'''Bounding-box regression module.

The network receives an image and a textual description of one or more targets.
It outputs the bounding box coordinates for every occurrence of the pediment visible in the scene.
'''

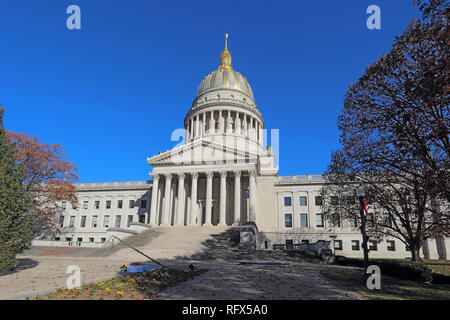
[148,137,260,167]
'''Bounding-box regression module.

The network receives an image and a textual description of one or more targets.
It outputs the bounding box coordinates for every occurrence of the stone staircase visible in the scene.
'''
[104,226,230,261]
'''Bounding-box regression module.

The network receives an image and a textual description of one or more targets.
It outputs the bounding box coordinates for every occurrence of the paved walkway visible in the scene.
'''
[0,228,363,300]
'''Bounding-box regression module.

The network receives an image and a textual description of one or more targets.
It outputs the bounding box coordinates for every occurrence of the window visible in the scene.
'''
[285,239,293,250]
[103,215,110,228]
[351,240,360,251]
[301,240,310,244]
[94,201,100,209]
[369,242,378,251]
[139,215,145,223]
[115,215,121,228]
[117,200,123,209]
[77,237,83,243]
[89,238,94,243]
[331,196,339,205]
[284,197,292,207]
[300,213,308,228]
[264,241,268,250]
[59,216,64,227]
[284,213,292,228]
[106,200,111,209]
[101,238,106,243]
[346,196,356,205]
[83,201,88,209]
[80,216,86,228]
[69,216,75,228]
[387,240,396,251]
[72,202,77,209]
[140,200,147,209]
[127,215,133,227]
[316,213,324,227]
[315,196,322,206]
[334,240,343,250]
[66,237,72,242]
[62,201,67,209]
[335,215,341,228]
[129,200,135,208]
[299,196,307,206]
[350,216,358,228]
[92,215,98,228]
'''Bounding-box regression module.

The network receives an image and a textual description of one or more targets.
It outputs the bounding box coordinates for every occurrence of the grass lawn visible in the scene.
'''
[321,267,450,300]
[28,265,205,300]
[423,260,450,276]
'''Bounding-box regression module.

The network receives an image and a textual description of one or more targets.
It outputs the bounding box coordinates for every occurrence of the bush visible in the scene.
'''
[0,244,17,273]
[334,256,433,282]
[432,273,450,285]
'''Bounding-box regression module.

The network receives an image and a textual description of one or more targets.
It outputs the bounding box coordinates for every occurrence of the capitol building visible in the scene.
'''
[49,35,449,260]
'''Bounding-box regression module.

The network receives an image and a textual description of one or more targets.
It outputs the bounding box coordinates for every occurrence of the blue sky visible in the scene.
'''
[0,0,421,182]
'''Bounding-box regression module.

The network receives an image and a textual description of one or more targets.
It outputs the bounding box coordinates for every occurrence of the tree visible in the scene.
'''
[0,108,33,272]
[323,0,449,261]
[6,131,78,238]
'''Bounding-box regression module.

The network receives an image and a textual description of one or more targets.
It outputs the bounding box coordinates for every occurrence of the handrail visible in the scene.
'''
[110,235,166,268]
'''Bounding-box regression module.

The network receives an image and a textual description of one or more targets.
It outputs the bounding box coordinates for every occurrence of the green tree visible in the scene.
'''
[0,108,33,272]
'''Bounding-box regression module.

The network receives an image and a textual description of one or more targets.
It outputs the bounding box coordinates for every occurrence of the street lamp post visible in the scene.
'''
[356,186,369,275]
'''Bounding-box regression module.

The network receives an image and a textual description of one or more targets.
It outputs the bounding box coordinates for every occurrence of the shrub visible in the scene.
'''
[0,244,16,273]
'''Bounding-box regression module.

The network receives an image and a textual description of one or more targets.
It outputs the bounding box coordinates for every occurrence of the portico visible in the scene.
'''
[149,169,256,227]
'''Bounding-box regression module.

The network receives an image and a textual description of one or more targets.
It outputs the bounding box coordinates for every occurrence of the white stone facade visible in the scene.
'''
[53,37,449,260]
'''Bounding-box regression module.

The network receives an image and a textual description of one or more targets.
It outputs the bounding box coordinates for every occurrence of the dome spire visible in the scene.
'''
[219,33,232,71]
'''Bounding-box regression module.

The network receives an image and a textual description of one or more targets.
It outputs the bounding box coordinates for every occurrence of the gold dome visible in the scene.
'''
[196,34,254,100]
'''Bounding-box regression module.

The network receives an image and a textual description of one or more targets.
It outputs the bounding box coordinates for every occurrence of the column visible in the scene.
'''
[209,111,215,134]
[249,170,256,222]
[195,115,200,138]
[243,114,248,137]
[162,173,172,225]
[204,172,213,226]
[190,172,198,226]
[189,118,193,141]
[149,174,159,226]
[219,171,227,226]
[234,170,241,225]
[219,110,224,133]
[235,112,241,136]
[176,173,185,226]
[202,112,206,136]
[227,110,232,133]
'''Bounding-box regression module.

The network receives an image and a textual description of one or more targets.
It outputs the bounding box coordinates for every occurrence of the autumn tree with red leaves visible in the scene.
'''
[7,131,78,238]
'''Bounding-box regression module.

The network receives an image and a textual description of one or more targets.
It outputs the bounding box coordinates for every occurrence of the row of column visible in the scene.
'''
[186,110,262,143]
[149,170,256,227]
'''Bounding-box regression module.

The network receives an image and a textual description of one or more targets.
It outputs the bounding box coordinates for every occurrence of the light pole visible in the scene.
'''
[356,186,369,275]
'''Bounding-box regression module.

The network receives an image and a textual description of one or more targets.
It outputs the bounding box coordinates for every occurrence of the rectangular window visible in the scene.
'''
[301,240,310,244]
[139,215,145,223]
[316,213,324,227]
[77,237,82,243]
[89,238,94,243]
[369,242,378,251]
[284,213,292,228]
[350,216,358,228]
[80,216,86,228]
[284,197,292,207]
[299,196,307,206]
[83,201,88,209]
[94,201,100,209]
[331,196,339,205]
[334,240,343,250]
[129,200,135,208]
[127,215,133,227]
[285,239,293,250]
[117,200,123,209]
[115,215,121,228]
[59,216,64,227]
[103,215,110,228]
[106,200,111,209]
[92,215,98,228]
[351,240,360,251]
[300,213,308,228]
[61,201,67,209]
[72,202,77,209]
[387,240,396,252]
[69,216,75,228]
[140,200,147,209]
[315,196,322,206]
[336,215,341,228]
